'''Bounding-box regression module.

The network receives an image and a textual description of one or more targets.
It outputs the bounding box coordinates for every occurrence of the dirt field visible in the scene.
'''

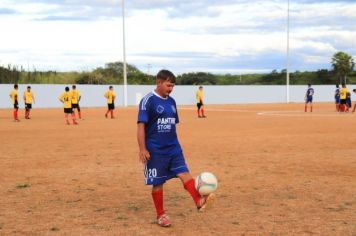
[0,103,355,235]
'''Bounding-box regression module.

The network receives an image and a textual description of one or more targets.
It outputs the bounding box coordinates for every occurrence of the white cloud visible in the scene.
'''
[0,0,355,74]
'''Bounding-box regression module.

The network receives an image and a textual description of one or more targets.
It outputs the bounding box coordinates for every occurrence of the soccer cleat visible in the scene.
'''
[73,121,78,125]
[197,193,215,212]
[157,214,171,227]
[105,114,108,118]
[202,115,207,118]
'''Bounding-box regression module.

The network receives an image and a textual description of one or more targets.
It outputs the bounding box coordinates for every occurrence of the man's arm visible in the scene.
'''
[137,122,150,163]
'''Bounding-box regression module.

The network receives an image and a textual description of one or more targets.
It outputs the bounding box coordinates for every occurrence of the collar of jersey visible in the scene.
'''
[153,90,169,100]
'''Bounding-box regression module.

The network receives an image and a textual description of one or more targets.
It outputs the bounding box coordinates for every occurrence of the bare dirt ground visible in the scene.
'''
[0,103,355,236]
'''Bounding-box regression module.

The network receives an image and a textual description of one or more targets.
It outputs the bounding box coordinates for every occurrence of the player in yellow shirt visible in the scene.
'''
[59,86,78,125]
[23,86,35,119]
[104,86,116,119]
[196,86,206,118]
[339,83,350,112]
[9,84,20,122]
[71,85,82,119]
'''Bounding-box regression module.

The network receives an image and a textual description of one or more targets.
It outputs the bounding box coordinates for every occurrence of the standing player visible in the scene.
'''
[137,70,214,227]
[352,89,356,112]
[196,86,206,118]
[104,86,116,119]
[71,85,82,119]
[9,84,20,122]
[335,84,340,112]
[339,83,350,112]
[59,86,78,125]
[304,84,314,112]
[346,91,352,112]
[23,86,35,119]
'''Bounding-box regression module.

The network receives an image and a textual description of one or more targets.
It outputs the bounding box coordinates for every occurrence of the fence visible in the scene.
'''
[0,84,351,108]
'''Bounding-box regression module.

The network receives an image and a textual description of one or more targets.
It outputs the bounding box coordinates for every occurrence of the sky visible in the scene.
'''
[0,0,355,74]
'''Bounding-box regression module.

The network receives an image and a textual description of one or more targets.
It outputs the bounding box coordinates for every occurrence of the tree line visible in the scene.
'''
[0,51,354,85]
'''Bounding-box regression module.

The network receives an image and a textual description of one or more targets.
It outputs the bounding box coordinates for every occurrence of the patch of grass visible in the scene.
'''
[117,214,128,220]
[325,205,347,212]
[95,208,107,212]
[127,203,139,212]
[50,227,60,232]
[66,199,82,203]
[16,183,31,189]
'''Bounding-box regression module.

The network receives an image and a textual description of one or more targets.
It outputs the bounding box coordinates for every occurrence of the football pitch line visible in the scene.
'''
[257,110,355,117]
[179,107,355,117]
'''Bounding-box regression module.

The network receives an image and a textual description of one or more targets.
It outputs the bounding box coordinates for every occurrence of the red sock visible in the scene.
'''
[201,108,205,116]
[78,112,81,119]
[152,190,165,218]
[15,110,19,119]
[13,111,16,119]
[184,178,201,205]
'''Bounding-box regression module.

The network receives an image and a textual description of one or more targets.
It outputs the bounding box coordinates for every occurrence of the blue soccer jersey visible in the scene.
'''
[306,88,314,97]
[138,91,188,185]
[138,91,182,155]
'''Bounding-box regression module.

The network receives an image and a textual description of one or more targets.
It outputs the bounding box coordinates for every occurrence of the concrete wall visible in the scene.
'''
[0,84,353,109]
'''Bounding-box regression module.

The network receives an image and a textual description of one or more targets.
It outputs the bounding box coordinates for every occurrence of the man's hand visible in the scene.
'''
[139,149,150,163]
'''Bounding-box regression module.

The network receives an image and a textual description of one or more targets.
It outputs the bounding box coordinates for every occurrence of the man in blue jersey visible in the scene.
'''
[335,84,340,112]
[304,83,314,112]
[137,69,214,227]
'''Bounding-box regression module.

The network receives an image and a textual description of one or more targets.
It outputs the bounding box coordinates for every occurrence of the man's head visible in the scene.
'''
[109,85,113,90]
[156,69,176,97]
[14,84,18,89]
[27,86,31,91]
[65,86,70,92]
[72,85,76,89]
[199,86,203,90]
[342,83,346,88]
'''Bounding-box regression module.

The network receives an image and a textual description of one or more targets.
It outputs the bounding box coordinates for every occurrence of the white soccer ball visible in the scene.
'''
[195,172,218,196]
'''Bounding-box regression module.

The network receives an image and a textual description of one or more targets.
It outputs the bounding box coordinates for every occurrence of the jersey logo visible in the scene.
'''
[156,105,164,114]
[171,105,176,114]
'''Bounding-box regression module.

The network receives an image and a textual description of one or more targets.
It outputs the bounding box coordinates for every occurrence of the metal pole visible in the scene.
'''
[122,0,128,107]
[286,0,290,103]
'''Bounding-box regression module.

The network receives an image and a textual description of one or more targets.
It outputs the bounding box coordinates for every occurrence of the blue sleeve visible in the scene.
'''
[137,97,150,123]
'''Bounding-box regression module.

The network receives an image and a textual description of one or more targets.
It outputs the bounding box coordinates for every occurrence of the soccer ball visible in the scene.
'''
[195,172,218,196]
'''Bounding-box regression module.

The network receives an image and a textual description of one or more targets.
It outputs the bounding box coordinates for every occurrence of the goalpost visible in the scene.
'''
[122,0,128,107]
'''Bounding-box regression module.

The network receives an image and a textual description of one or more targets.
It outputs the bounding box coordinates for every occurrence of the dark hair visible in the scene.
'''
[342,83,346,87]
[14,84,18,89]
[109,86,113,89]
[72,85,76,89]
[65,86,70,91]
[353,89,356,92]
[27,86,31,89]
[156,69,176,83]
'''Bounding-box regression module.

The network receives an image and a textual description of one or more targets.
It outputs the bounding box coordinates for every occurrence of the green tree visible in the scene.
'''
[331,51,355,84]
